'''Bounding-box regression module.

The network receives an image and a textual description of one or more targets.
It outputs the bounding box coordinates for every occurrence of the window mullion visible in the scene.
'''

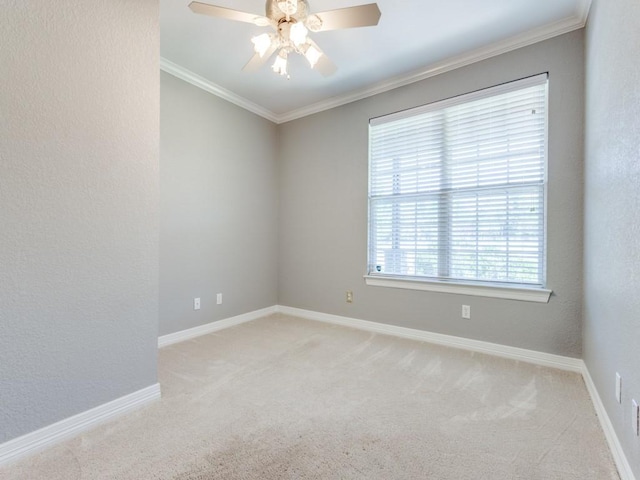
[438,112,450,278]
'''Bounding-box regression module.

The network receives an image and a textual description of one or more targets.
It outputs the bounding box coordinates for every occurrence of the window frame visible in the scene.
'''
[365,74,552,303]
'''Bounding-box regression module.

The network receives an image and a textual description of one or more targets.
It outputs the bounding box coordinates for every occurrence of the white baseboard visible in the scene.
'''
[276,305,583,372]
[0,383,160,467]
[276,305,635,479]
[4,306,633,479]
[581,366,637,480]
[158,306,278,348]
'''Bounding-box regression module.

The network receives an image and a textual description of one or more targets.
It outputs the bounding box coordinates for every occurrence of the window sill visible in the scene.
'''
[363,275,552,303]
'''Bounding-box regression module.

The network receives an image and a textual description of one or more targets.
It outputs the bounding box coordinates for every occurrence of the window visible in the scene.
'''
[367,74,550,301]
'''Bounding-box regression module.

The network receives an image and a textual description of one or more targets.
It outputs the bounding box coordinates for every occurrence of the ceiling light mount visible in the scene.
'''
[277,0,298,16]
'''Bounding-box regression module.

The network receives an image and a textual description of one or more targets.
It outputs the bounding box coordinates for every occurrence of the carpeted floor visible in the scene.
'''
[0,314,619,479]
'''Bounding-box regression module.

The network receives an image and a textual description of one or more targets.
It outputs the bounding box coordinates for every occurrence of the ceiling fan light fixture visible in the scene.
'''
[277,0,298,16]
[272,51,288,76]
[188,0,381,78]
[290,22,308,47]
[304,44,322,68]
[251,33,273,57]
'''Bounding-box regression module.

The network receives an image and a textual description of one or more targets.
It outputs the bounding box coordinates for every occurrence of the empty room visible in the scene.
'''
[1,0,639,478]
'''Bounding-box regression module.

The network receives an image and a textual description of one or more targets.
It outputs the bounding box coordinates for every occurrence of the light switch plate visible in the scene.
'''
[194,297,201,310]
[615,372,622,403]
[633,399,639,436]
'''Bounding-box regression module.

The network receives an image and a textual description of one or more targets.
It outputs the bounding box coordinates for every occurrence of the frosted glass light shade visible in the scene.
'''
[290,22,308,47]
[251,33,272,57]
[272,52,288,76]
[304,44,322,68]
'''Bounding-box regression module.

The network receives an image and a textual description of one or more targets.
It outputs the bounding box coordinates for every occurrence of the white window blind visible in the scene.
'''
[368,74,548,287]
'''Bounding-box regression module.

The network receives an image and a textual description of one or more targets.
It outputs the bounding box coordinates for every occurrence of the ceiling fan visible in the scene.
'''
[188,0,382,78]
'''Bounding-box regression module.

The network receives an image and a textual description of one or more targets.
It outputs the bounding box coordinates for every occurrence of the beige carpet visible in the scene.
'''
[0,314,619,479]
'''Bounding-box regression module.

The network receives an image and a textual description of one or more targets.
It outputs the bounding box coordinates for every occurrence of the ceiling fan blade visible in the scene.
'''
[242,43,278,72]
[188,1,267,25]
[307,40,337,77]
[315,55,337,77]
[314,3,381,31]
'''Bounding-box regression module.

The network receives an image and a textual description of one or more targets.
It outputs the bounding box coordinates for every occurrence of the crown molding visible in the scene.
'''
[160,58,280,123]
[576,0,593,26]
[162,9,590,125]
[278,13,588,123]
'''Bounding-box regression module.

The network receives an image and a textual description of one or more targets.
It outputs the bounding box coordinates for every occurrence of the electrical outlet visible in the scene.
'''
[194,298,200,310]
[346,290,353,303]
[633,400,639,436]
[616,373,622,403]
[216,293,222,305]
[462,305,471,319]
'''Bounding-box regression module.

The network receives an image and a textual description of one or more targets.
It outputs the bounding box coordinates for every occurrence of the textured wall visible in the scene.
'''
[0,1,159,443]
[278,31,585,357]
[584,0,640,476]
[159,73,278,337]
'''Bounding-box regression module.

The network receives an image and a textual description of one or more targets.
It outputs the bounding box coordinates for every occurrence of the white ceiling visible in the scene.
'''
[160,0,590,122]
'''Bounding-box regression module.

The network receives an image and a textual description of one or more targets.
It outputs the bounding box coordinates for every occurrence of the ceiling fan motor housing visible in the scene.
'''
[266,0,310,22]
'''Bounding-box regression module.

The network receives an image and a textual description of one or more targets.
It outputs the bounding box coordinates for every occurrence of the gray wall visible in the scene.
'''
[279,31,585,357]
[584,0,640,476]
[0,1,159,443]
[160,73,278,337]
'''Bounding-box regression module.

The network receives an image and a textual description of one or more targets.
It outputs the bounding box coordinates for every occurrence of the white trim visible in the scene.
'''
[576,0,593,25]
[581,365,637,480]
[275,304,633,479]
[162,12,588,124]
[3,299,632,479]
[364,276,552,303]
[275,305,580,372]
[279,15,585,123]
[0,383,160,467]
[158,306,278,348]
[160,58,279,124]
[279,15,587,122]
